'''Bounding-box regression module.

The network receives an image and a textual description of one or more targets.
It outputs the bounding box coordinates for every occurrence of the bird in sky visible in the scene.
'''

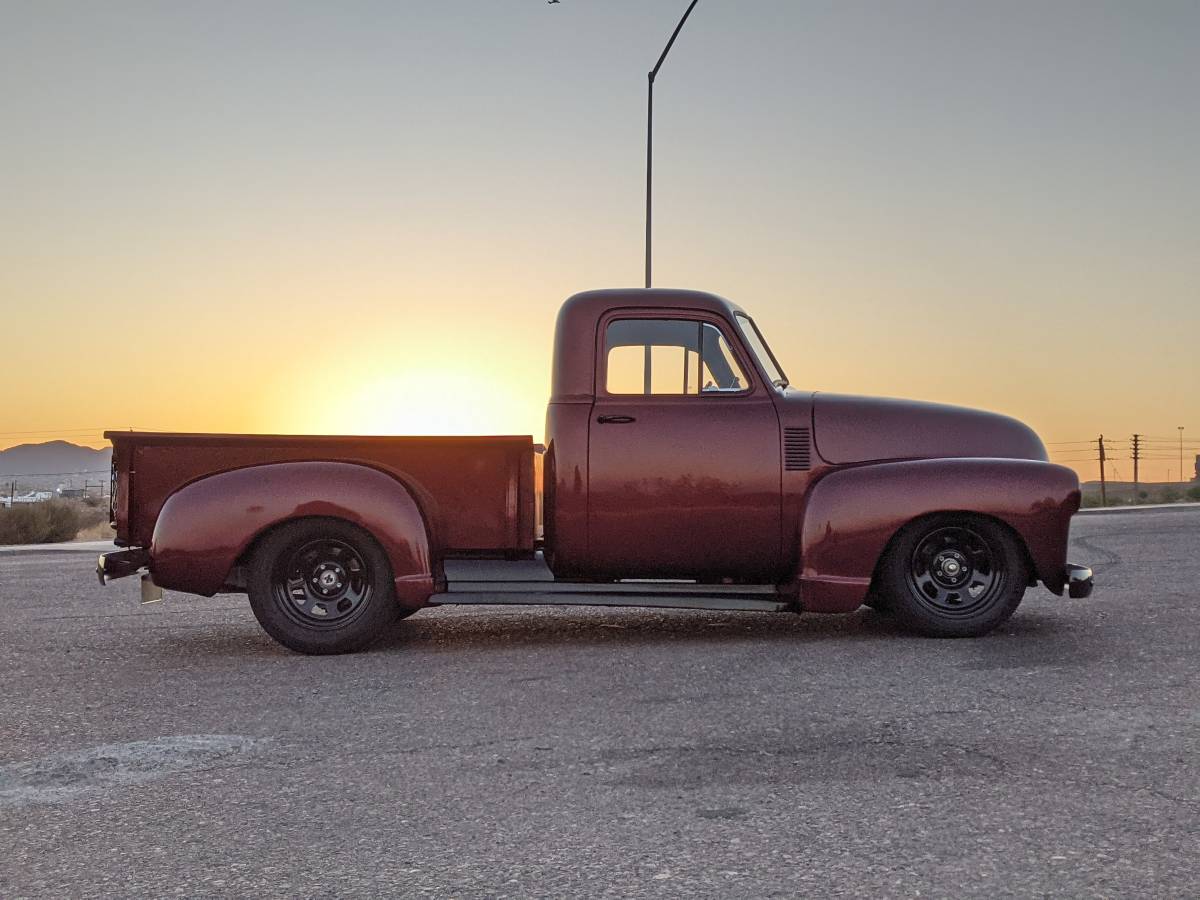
[547,1,560,4]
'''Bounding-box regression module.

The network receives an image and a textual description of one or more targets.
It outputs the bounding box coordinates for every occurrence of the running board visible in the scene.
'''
[445,580,776,596]
[435,585,789,613]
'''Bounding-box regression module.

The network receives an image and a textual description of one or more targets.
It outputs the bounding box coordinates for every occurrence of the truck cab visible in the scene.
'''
[99,288,1093,654]
[545,289,788,583]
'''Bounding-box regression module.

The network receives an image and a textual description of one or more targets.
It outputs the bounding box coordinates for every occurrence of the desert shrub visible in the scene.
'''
[74,520,117,541]
[75,501,108,532]
[1081,495,1104,508]
[1137,490,1149,502]
[1188,486,1200,502]
[1158,487,1181,504]
[0,499,83,544]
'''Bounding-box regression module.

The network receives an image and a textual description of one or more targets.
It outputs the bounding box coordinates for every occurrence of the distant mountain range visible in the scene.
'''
[0,441,112,477]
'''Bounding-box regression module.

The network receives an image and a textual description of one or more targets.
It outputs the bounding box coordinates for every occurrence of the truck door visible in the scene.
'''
[587,313,782,581]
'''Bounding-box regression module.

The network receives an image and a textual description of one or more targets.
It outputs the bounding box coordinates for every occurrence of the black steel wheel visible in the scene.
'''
[906,525,1004,617]
[248,519,399,654]
[876,515,1028,637]
[272,538,372,627]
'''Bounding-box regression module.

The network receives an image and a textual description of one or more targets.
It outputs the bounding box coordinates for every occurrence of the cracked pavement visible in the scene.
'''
[1,509,1197,897]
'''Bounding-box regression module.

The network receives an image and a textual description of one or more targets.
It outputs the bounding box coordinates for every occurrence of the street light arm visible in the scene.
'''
[650,0,700,81]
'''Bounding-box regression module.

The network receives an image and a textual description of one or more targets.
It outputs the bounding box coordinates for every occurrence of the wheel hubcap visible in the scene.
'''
[313,564,345,596]
[933,549,969,586]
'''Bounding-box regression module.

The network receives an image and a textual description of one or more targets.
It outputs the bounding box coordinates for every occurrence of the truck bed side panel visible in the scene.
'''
[110,433,534,555]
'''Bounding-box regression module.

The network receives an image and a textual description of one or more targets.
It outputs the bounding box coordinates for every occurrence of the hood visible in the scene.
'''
[811,393,1047,466]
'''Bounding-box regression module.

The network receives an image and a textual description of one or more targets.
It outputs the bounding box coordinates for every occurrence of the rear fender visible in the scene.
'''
[793,458,1080,612]
[150,461,434,607]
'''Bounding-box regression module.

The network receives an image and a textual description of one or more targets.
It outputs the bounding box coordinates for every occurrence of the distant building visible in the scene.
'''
[58,487,87,499]
[1,491,54,508]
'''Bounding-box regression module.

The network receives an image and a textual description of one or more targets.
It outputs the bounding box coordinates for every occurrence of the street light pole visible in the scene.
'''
[645,0,700,289]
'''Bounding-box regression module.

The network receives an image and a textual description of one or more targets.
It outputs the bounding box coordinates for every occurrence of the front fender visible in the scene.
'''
[150,461,434,607]
[795,458,1080,612]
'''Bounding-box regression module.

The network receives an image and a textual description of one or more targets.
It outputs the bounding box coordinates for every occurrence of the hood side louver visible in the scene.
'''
[784,426,812,471]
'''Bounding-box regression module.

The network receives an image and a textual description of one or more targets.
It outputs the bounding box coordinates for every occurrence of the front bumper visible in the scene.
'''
[97,548,150,585]
[1065,563,1094,599]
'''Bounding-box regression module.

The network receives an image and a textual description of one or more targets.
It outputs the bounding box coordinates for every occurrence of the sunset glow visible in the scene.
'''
[2,2,1197,487]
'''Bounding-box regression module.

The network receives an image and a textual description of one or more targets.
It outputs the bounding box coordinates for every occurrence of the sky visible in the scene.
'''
[2,0,1198,482]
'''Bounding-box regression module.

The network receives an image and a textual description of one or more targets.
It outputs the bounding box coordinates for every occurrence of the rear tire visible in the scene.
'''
[876,515,1028,638]
[248,518,399,654]
[864,593,892,614]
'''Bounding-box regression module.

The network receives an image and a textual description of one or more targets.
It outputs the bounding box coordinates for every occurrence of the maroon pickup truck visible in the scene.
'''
[98,288,1092,654]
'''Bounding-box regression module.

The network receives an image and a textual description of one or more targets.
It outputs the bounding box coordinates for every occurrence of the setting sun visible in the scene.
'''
[300,367,545,438]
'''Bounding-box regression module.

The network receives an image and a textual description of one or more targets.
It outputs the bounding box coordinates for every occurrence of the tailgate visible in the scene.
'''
[106,434,135,546]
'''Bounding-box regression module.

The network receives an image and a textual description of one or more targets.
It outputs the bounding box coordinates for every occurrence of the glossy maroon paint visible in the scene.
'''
[541,401,589,577]
[543,288,1076,602]
[813,393,1048,465]
[107,432,535,600]
[586,307,781,580]
[793,458,1080,612]
[108,432,535,556]
[544,289,785,579]
[107,287,1084,616]
[151,461,434,606]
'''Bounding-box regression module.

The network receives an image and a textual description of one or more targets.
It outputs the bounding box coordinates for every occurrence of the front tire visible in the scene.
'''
[248,518,399,654]
[876,515,1028,638]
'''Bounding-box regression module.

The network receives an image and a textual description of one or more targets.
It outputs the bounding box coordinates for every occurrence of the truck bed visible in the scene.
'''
[107,432,538,555]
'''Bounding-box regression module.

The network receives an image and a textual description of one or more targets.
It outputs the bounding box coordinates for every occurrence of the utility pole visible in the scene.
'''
[644,0,701,289]
[1131,433,1141,503]
[1180,426,1185,483]
[1097,435,1107,507]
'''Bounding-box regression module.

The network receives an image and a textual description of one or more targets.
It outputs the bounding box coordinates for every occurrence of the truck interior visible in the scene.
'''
[604,318,748,394]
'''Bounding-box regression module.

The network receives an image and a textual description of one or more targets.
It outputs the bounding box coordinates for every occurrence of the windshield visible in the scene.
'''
[735,313,788,388]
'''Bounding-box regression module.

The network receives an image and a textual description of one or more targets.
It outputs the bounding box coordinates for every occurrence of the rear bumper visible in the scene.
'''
[97,548,150,585]
[1065,563,1094,599]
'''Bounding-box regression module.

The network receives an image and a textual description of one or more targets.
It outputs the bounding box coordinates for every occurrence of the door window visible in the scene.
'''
[605,319,748,395]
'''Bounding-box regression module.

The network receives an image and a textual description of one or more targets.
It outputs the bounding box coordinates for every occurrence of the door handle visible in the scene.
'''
[596,415,636,424]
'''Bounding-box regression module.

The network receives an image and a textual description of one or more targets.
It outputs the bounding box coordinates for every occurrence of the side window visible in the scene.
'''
[605,319,748,395]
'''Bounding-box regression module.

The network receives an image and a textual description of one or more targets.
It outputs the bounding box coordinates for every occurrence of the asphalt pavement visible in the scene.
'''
[1,509,1198,897]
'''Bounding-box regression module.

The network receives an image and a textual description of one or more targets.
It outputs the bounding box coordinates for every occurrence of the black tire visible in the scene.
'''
[248,518,399,654]
[863,593,892,614]
[876,515,1028,638]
